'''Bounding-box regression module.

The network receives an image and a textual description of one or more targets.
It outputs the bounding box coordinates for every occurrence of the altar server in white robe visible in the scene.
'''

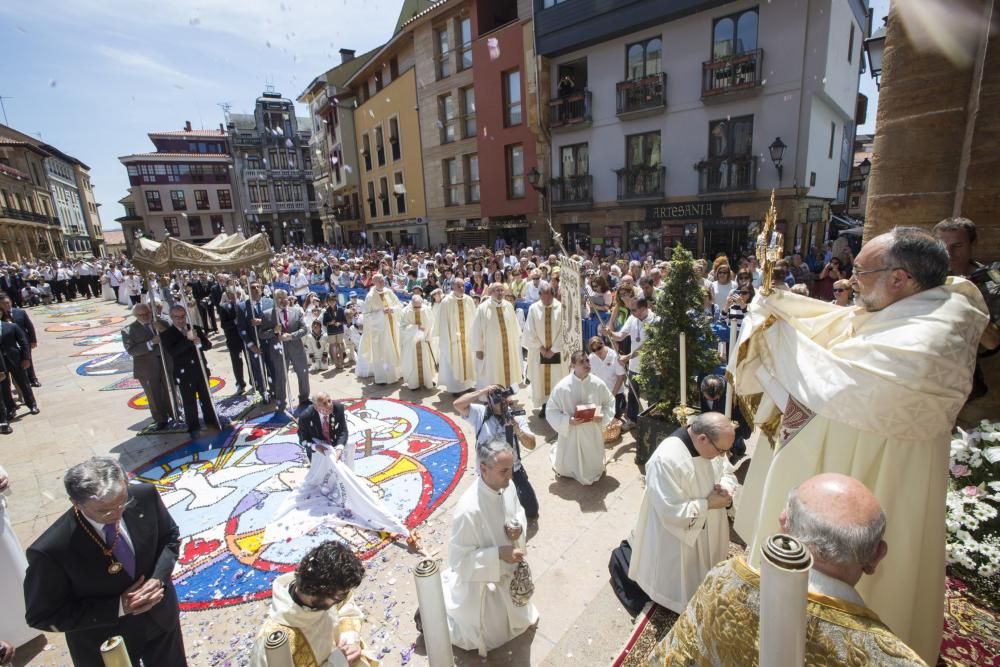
[442,439,539,657]
[471,282,523,390]
[545,350,616,484]
[435,280,477,394]
[359,274,402,384]
[399,295,436,390]
[629,413,737,613]
[523,285,570,418]
[0,466,38,653]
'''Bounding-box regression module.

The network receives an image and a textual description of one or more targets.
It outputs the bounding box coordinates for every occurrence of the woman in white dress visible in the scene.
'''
[0,466,39,652]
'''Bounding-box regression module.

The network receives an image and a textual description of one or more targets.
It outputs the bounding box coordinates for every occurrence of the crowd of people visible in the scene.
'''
[0,214,996,666]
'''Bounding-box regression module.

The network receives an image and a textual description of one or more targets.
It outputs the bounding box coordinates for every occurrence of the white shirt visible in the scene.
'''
[524,280,548,302]
[619,311,658,373]
[466,403,532,470]
[709,280,733,311]
[589,349,626,395]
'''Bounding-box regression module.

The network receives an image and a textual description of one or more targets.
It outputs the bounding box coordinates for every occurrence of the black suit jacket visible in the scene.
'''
[9,307,35,345]
[160,325,212,382]
[0,320,30,368]
[298,403,349,449]
[23,484,181,659]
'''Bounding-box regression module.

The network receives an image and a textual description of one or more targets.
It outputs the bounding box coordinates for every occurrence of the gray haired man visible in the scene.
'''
[23,457,186,666]
[261,288,311,411]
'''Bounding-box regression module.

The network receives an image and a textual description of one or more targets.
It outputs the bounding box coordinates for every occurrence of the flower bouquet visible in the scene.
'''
[946,420,1000,607]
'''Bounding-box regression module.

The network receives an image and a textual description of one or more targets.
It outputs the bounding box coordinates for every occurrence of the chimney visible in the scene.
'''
[184,120,192,132]
[340,48,356,64]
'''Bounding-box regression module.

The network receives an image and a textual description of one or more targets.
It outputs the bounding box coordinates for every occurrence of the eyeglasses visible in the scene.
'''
[739,291,751,296]
[833,288,848,293]
[90,496,136,520]
[703,434,732,455]
[853,266,896,277]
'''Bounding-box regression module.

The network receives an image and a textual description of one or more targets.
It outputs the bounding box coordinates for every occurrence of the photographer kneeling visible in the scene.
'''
[455,385,539,520]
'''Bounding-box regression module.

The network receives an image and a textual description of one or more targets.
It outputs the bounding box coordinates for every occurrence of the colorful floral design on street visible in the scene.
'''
[75,352,132,376]
[46,316,126,333]
[128,377,225,410]
[130,398,468,611]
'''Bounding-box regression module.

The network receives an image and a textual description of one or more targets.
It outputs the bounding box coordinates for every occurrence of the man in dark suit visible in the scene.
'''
[121,303,174,430]
[0,292,38,387]
[217,288,247,395]
[237,282,275,403]
[23,457,186,667]
[190,273,217,333]
[0,315,37,417]
[297,391,349,462]
[210,274,226,334]
[160,304,219,436]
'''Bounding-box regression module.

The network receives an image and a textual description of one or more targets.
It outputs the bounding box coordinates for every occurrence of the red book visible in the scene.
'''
[574,404,600,422]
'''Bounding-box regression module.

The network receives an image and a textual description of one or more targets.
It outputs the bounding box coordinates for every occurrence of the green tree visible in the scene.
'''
[637,244,721,414]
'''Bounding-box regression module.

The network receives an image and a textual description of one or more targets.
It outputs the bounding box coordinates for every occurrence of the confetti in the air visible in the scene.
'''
[487,37,500,60]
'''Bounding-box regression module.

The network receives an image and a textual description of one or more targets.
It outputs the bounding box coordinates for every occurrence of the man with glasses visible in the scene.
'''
[732,227,989,664]
[23,457,185,666]
[250,541,376,666]
[626,413,736,613]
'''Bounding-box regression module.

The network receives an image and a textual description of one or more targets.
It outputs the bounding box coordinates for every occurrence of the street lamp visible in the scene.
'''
[768,137,787,185]
[865,17,887,89]
[858,157,871,179]
[527,167,546,194]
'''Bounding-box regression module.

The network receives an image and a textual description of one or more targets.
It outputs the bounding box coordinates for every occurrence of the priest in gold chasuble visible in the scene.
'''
[523,285,570,413]
[471,283,523,390]
[359,274,402,385]
[400,295,436,390]
[435,281,478,394]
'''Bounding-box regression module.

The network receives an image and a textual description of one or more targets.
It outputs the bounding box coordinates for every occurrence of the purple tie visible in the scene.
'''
[103,523,136,578]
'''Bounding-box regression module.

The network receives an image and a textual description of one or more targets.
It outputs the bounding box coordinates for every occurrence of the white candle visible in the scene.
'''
[679,332,687,407]
[725,322,738,418]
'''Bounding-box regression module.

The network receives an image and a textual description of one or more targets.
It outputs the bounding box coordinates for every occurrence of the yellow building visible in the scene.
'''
[348,44,429,247]
[0,135,62,262]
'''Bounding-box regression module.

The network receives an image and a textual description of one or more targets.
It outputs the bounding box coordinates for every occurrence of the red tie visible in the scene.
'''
[321,413,331,442]
[283,309,289,331]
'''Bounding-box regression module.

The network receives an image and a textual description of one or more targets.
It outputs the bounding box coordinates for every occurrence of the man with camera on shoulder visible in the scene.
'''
[455,384,539,520]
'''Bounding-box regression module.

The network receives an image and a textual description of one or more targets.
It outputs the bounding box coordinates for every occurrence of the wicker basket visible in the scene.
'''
[604,418,623,444]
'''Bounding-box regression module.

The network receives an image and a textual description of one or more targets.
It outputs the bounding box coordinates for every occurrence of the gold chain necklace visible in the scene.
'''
[73,507,125,575]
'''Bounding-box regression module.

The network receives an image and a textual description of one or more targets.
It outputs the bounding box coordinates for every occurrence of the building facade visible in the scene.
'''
[44,152,91,258]
[299,48,374,246]
[227,91,317,249]
[535,0,868,259]
[119,124,241,244]
[73,164,106,257]
[0,134,62,262]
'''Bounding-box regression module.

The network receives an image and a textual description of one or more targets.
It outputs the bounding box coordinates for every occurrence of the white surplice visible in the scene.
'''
[470,298,523,390]
[399,304,436,390]
[0,466,36,648]
[434,294,478,393]
[359,288,402,384]
[629,435,736,613]
[522,301,570,406]
[732,279,988,663]
[545,372,615,485]
[442,479,539,657]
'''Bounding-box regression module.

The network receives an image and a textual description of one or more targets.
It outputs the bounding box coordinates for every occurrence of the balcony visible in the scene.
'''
[245,168,267,179]
[0,207,57,225]
[616,73,667,117]
[271,168,296,178]
[276,201,304,212]
[550,175,593,209]
[233,133,261,146]
[303,169,314,180]
[697,156,758,194]
[254,203,273,213]
[702,49,764,100]
[549,90,592,130]
[616,166,665,201]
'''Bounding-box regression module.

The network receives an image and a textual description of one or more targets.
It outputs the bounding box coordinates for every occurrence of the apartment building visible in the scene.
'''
[0,132,61,262]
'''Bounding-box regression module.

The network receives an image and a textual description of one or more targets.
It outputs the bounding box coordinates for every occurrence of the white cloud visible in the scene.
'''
[95,45,212,88]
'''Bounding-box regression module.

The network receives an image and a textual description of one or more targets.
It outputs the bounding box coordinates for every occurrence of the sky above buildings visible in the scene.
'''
[1,0,887,230]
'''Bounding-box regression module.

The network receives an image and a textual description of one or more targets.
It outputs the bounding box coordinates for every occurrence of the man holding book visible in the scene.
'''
[545,350,616,484]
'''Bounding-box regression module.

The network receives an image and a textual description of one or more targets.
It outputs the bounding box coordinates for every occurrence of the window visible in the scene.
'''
[194,190,210,210]
[248,155,261,170]
[561,143,590,176]
[708,116,753,159]
[542,0,568,6]
[367,181,377,217]
[248,184,259,203]
[504,70,522,127]
[145,190,162,211]
[849,195,860,208]
[211,215,225,234]
[626,37,663,80]
[127,165,139,177]
[217,189,232,209]
[439,94,457,144]
[848,23,855,63]
[465,154,480,203]
[461,87,476,138]
[375,126,386,166]
[712,9,758,59]
[444,158,461,205]
[389,57,399,80]
[287,151,298,169]
[374,70,383,93]
[828,122,836,159]
[506,144,524,198]
[393,172,406,214]
[458,17,473,71]
[379,177,390,216]
[274,181,285,203]
[436,27,451,79]
[362,134,373,171]
[188,215,203,237]
[259,182,271,203]
[163,216,179,236]
[268,149,279,169]
[626,132,661,168]
[389,117,401,161]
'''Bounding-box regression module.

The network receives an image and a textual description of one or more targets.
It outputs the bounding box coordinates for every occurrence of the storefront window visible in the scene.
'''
[627,220,662,257]
[563,223,591,252]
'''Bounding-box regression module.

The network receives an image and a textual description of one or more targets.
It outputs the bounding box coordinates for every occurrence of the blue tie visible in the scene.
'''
[103,523,136,578]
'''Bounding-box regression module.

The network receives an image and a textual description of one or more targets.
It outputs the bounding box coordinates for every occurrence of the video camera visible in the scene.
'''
[487,386,526,424]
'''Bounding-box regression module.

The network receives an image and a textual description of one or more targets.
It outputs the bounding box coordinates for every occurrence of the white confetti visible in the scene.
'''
[487,37,500,61]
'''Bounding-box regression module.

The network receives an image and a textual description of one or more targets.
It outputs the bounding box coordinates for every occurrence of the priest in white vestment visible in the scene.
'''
[0,466,38,652]
[733,228,989,664]
[523,285,570,418]
[629,413,737,612]
[250,541,377,667]
[442,440,539,656]
[359,274,402,384]
[546,350,616,484]
[399,295,436,390]
[471,283,523,390]
[434,281,477,394]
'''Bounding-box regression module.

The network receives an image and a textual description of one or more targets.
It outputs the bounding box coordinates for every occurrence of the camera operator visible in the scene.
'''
[455,385,539,520]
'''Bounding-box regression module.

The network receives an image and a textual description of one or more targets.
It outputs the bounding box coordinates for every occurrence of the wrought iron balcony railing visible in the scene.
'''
[616,166,665,200]
[616,73,667,116]
[702,49,764,98]
[549,90,592,128]
[696,156,758,193]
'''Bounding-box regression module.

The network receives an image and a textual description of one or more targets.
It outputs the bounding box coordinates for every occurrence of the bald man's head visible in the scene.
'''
[782,473,887,584]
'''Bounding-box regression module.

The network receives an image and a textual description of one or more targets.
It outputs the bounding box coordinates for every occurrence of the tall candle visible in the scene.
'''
[679,332,687,407]
[725,322,738,418]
